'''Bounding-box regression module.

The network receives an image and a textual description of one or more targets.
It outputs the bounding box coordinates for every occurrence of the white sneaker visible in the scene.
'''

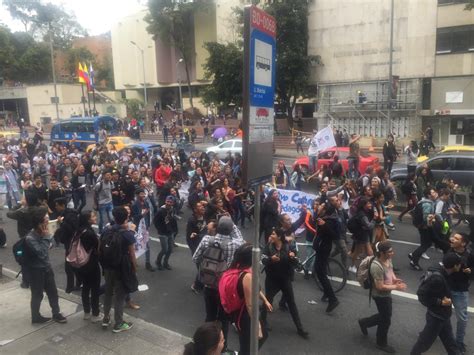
[421,253,430,260]
[83,312,91,320]
[91,314,102,323]
[348,266,357,274]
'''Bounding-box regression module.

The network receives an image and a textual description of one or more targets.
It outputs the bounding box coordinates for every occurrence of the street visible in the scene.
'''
[0,172,472,355]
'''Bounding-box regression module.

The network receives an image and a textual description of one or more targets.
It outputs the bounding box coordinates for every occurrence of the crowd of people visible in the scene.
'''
[0,125,472,355]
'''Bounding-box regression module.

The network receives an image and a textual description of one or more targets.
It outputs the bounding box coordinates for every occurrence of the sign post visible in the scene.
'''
[242,5,276,354]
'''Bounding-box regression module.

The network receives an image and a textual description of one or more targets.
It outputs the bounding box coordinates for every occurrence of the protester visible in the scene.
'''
[154,195,178,270]
[183,322,225,355]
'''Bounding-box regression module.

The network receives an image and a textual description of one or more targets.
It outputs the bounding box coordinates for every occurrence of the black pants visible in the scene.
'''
[412,228,449,264]
[384,159,394,174]
[73,189,87,213]
[260,275,303,331]
[76,262,101,316]
[28,267,61,320]
[203,287,229,348]
[239,307,267,355]
[411,312,459,355]
[314,241,337,303]
[65,258,81,292]
[359,296,392,346]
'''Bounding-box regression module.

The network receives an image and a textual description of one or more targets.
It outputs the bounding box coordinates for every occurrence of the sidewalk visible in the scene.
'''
[0,268,189,355]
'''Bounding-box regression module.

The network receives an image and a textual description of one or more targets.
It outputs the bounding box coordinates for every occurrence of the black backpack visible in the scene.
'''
[347,214,362,234]
[410,201,429,228]
[99,228,123,269]
[401,181,412,195]
[12,238,30,266]
[416,270,445,308]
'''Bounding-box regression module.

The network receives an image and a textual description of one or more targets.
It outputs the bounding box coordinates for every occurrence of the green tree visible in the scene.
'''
[65,47,96,77]
[264,0,321,127]
[201,42,243,109]
[0,26,15,81]
[466,0,474,10]
[96,53,115,90]
[12,42,51,82]
[145,0,212,109]
[123,98,143,119]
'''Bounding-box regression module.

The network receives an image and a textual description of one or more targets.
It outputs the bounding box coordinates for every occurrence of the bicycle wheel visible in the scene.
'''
[314,258,347,294]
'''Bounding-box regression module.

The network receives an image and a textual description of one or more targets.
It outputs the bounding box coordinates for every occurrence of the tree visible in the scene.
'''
[0,26,15,81]
[123,98,143,119]
[201,42,243,109]
[96,54,115,90]
[466,0,474,10]
[263,0,321,128]
[145,0,212,109]
[65,47,96,77]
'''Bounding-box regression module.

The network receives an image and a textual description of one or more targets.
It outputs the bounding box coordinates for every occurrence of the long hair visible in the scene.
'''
[229,243,253,269]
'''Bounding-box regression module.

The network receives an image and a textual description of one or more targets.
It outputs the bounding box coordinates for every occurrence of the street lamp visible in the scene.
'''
[176,58,184,127]
[130,41,149,130]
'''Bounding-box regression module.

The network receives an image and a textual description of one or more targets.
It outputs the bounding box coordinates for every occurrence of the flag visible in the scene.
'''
[89,62,95,89]
[307,126,336,156]
[77,63,87,84]
[82,63,91,90]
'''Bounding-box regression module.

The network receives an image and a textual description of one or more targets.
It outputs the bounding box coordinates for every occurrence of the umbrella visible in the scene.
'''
[213,127,228,139]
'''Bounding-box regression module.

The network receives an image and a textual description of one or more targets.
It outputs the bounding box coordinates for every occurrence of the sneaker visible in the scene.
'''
[102,317,111,329]
[32,315,51,324]
[190,284,201,294]
[52,313,67,323]
[376,344,396,353]
[421,253,430,260]
[326,300,340,313]
[91,314,102,323]
[163,264,172,270]
[83,312,91,320]
[408,253,413,261]
[0,242,7,248]
[126,301,140,310]
[113,321,133,333]
[145,262,156,272]
[297,328,309,339]
[410,260,422,271]
[348,265,357,274]
[358,319,368,336]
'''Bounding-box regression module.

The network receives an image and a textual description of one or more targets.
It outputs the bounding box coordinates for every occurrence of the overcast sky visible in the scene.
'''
[0,0,145,35]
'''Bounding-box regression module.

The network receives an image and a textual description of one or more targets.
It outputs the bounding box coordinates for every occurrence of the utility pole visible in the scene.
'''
[387,0,395,134]
[176,58,184,128]
[49,28,60,121]
[131,41,149,131]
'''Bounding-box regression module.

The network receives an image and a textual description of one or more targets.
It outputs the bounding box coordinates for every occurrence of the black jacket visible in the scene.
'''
[153,206,178,235]
[417,266,452,320]
[447,249,474,292]
[261,242,298,280]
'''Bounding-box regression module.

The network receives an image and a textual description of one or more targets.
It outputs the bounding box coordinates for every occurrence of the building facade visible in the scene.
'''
[309,0,474,144]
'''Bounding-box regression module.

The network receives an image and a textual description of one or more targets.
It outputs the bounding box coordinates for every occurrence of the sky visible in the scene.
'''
[0,0,146,35]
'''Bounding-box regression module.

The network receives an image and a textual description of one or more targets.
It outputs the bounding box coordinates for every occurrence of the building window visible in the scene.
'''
[438,0,469,5]
[436,25,474,54]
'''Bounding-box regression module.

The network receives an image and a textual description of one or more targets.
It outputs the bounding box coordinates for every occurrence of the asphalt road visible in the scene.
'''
[0,158,472,354]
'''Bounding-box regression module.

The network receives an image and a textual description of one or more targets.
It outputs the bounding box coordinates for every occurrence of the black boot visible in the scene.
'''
[145,262,156,272]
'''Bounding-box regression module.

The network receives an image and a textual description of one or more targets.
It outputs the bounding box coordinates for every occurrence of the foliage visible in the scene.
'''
[65,47,96,77]
[145,0,212,108]
[123,98,143,119]
[263,0,321,126]
[0,26,15,81]
[201,42,243,109]
[96,54,115,90]
[466,0,474,10]
[3,0,86,49]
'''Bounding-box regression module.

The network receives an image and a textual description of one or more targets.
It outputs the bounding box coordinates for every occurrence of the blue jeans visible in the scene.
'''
[157,234,173,266]
[98,202,113,233]
[451,290,469,345]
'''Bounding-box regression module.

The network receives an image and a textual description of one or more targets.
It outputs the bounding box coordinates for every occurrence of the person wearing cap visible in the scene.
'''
[132,188,154,272]
[358,241,406,353]
[153,195,178,270]
[410,253,462,355]
[192,216,245,351]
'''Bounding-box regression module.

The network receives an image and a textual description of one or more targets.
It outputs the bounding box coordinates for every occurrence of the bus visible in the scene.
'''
[50,116,119,147]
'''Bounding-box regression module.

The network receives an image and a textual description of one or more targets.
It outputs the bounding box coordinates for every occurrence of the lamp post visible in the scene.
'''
[176,58,184,127]
[49,29,60,121]
[130,41,149,130]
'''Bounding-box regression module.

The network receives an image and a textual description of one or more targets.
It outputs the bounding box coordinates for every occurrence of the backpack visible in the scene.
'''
[66,230,91,268]
[199,236,229,289]
[12,238,30,266]
[99,228,123,269]
[416,270,445,308]
[219,267,251,315]
[347,213,362,234]
[401,181,412,195]
[410,200,429,228]
[356,256,381,289]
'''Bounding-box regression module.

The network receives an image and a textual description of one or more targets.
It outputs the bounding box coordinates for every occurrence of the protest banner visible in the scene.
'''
[264,187,319,224]
[134,219,149,258]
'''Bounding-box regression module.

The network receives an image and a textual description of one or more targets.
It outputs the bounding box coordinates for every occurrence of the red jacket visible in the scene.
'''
[154,165,172,187]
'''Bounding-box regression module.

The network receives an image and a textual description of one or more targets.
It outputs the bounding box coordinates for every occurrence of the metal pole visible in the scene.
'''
[176,60,184,128]
[387,0,394,134]
[250,185,261,355]
[81,84,87,116]
[49,30,60,121]
[141,48,149,131]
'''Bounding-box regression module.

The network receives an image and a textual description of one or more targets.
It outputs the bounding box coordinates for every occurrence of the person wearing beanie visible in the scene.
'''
[410,253,462,355]
[358,241,406,353]
[192,215,244,352]
[153,194,178,270]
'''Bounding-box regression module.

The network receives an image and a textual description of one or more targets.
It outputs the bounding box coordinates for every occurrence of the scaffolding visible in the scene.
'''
[316,79,422,138]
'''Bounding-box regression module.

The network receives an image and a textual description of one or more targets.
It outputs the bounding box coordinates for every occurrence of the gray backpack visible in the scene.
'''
[199,236,229,289]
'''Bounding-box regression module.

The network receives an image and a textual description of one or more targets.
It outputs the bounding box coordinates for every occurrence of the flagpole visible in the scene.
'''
[81,84,87,116]
[87,89,91,116]
[92,87,96,115]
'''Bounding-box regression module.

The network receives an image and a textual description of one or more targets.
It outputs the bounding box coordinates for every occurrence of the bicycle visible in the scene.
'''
[295,251,347,293]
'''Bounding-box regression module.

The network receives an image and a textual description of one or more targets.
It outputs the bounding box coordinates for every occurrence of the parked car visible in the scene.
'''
[417,145,474,163]
[119,143,162,156]
[390,151,474,189]
[293,147,380,174]
[206,139,242,155]
[86,136,131,153]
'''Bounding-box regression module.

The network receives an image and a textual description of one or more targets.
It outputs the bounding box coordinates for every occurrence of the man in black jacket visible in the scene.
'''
[154,195,178,270]
[382,134,397,174]
[410,253,462,355]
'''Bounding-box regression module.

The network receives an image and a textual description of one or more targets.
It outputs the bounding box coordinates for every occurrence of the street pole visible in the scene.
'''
[176,59,184,128]
[250,185,261,355]
[131,41,149,131]
[81,84,87,116]
[387,0,395,135]
[49,29,60,122]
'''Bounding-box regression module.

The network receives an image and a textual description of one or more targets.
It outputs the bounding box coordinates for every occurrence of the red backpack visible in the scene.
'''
[218,267,251,315]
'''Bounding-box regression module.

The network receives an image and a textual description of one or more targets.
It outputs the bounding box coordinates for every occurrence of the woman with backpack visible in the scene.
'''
[261,228,309,339]
[398,173,418,222]
[74,210,102,323]
[357,241,406,353]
